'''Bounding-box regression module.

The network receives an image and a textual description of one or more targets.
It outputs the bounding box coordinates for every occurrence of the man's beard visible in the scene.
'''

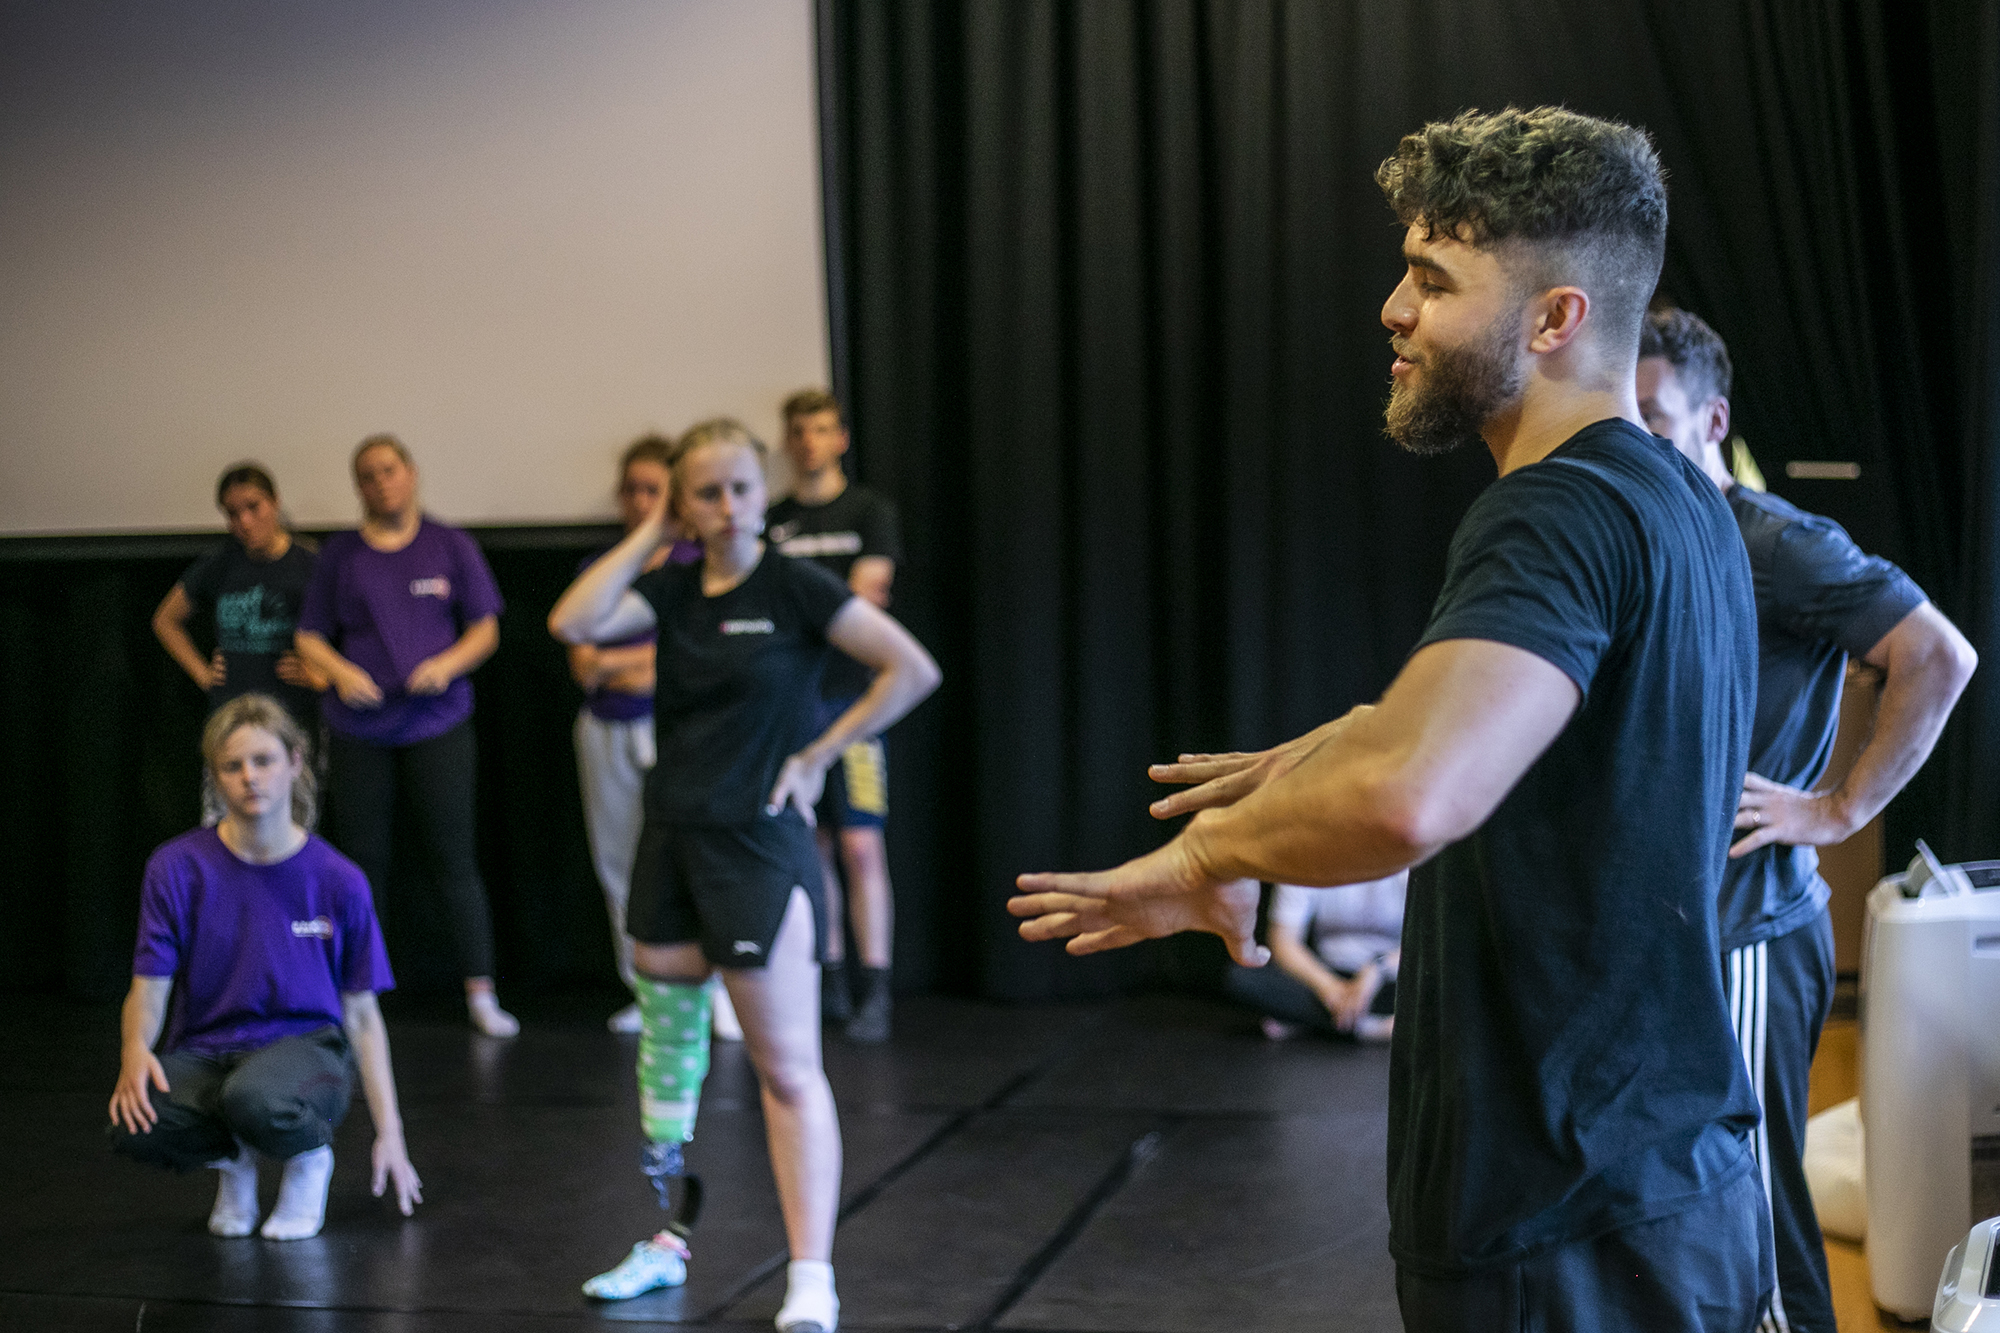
[1383,318,1527,457]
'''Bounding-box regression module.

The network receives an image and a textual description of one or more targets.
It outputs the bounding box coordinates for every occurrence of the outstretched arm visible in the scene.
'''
[1732,602,1977,856]
[765,598,941,821]
[1011,638,1578,964]
[341,990,422,1215]
[109,975,173,1134]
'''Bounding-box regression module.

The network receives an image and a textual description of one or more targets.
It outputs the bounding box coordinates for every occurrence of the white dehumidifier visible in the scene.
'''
[1861,842,2000,1320]
[1935,1216,2000,1331]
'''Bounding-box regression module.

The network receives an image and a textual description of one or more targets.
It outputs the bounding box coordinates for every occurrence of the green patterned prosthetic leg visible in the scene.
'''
[635,978,711,1238]
[637,978,711,1143]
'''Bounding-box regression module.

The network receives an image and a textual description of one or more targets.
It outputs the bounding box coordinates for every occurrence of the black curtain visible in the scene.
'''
[823,0,2000,999]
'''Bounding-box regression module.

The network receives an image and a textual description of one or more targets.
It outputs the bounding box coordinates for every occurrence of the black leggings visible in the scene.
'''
[326,720,496,979]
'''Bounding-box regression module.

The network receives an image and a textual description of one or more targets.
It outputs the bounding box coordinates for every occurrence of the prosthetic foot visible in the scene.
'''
[582,1231,690,1300]
[206,1140,259,1238]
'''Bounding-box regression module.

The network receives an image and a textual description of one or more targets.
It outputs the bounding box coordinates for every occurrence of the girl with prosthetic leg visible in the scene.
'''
[551,419,939,1331]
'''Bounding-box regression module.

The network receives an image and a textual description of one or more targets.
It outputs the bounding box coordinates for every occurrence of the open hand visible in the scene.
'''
[1146,709,1370,821]
[274,650,327,691]
[109,1049,170,1134]
[1730,772,1855,858]
[372,1134,423,1216]
[765,753,827,826]
[1011,842,1268,966]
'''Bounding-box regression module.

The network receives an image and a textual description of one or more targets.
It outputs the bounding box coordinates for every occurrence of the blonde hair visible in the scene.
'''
[351,432,414,476]
[200,695,317,830]
[669,418,768,486]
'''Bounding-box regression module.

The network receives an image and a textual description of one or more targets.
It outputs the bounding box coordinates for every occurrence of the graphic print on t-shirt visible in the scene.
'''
[214,585,298,655]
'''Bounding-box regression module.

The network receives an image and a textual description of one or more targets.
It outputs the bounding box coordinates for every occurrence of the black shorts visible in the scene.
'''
[628,813,827,967]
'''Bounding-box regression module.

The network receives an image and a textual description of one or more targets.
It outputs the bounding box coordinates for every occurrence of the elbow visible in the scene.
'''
[1365,774,1473,865]
[912,650,943,701]
[547,610,582,645]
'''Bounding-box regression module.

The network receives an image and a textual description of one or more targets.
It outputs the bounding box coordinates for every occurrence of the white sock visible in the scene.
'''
[260,1145,333,1240]
[467,988,520,1038]
[775,1259,838,1332]
[206,1141,259,1237]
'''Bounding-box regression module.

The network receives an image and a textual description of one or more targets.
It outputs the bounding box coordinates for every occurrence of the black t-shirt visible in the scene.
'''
[1391,419,1763,1276]
[767,483,902,701]
[178,538,318,723]
[634,550,853,824]
[1719,487,1924,950]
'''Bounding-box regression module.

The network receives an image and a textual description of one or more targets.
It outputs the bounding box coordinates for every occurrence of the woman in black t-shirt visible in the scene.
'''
[153,463,326,731]
[551,419,939,1330]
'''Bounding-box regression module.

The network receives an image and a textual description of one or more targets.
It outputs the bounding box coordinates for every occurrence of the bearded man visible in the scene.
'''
[1011,107,1772,1332]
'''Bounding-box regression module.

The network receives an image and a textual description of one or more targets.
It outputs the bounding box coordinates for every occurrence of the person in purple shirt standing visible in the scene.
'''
[294,434,516,1037]
[108,694,420,1241]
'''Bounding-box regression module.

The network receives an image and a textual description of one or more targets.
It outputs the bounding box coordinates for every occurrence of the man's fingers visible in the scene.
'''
[1016,910,1084,943]
[1066,925,1145,955]
[1148,775,1245,820]
[1223,936,1271,968]
[1148,755,1256,785]
[1014,871,1112,900]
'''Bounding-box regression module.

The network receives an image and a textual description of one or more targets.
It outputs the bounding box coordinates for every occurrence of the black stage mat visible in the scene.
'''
[0,992,1398,1331]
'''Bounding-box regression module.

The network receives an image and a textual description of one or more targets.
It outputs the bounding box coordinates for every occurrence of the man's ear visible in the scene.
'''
[1704,396,1732,449]
[1526,288,1590,354]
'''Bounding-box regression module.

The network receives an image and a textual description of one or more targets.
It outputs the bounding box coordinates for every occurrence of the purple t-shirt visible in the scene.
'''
[297,517,505,746]
[576,540,701,723]
[134,829,395,1056]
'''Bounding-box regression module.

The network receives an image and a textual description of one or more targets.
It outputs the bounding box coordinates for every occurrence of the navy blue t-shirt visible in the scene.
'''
[634,550,853,824]
[1719,487,1924,950]
[179,537,318,726]
[1390,418,1763,1275]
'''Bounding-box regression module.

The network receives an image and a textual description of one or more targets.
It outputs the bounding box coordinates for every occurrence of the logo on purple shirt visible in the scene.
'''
[290,916,335,939]
[409,577,451,599]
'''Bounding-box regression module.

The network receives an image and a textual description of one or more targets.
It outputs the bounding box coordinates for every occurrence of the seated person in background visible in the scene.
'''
[1223,873,1406,1042]
[107,694,421,1242]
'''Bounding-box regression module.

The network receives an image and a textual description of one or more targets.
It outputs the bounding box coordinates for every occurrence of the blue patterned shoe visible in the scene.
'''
[582,1235,688,1300]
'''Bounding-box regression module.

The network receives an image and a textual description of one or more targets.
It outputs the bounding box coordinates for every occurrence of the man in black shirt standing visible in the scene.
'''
[766,389,906,1041]
[1639,308,1976,1333]
[1012,108,1771,1331]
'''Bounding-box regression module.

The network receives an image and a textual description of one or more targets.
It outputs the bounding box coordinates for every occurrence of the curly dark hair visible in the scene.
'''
[1377,107,1667,353]
[1639,307,1733,405]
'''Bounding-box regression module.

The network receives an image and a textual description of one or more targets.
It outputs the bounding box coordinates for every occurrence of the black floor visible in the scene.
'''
[0,991,1398,1332]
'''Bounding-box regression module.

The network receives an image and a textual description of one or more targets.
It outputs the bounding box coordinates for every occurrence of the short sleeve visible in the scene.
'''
[632,563,684,623]
[1415,465,1629,697]
[449,529,505,622]
[1269,884,1314,938]
[786,556,856,633]
[1768,517,1925,660]
[132,849,187,978]
[296,538,343,638]
[860,494,904,565]
[178,544,228,609]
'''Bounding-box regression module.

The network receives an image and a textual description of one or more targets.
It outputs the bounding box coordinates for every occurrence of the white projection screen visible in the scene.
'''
[0,0,829,536]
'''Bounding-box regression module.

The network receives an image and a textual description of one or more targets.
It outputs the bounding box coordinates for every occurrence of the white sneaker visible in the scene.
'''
[607,1002,643,1034]
[582,1236,688,1300]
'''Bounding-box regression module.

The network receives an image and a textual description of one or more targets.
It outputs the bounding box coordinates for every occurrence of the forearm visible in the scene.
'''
[153,608,212,687]
[429,617,498,680]
[295,630,360,683]
[343,1000,404,1141]
[1185,731,1429,888]
[549,520,663,642]
[590,643,654,678]
[121,978,169,1056]
[1827,654,1973,832]
[799,659,934,768]
[1268,931,1343,1007]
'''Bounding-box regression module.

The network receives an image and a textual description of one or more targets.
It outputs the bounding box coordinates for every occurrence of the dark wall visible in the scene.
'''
[0,533,631,1000]
[820,0,2000,998]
